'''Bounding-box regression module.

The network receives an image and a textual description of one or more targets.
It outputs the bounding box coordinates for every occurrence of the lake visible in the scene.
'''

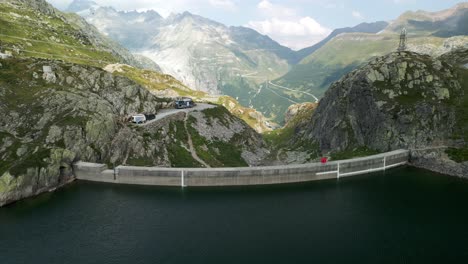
[1,166,468,263]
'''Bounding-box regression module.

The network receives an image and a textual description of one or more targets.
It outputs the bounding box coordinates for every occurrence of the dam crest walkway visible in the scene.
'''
[74,150,409,187]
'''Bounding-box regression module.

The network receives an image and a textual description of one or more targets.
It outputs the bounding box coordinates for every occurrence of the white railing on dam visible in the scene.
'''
[73,150,409,187]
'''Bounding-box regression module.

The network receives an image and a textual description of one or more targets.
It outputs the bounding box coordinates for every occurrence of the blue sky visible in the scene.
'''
[47,0,466,50]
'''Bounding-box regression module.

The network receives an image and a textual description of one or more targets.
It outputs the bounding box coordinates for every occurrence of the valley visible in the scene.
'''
[1,0,468,262]
[0,0,467,207]
[66,0,468,124]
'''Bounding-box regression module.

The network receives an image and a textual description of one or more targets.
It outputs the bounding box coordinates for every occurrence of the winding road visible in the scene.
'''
[239,70,320,104]
[141,103,216,126]
[268,81,319,103]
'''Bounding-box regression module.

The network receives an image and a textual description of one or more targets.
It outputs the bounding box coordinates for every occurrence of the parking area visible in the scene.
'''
[137,103,217,126]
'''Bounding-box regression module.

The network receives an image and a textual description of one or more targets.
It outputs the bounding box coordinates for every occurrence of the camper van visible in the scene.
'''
[131,114,146,124]
[175,97,195,109]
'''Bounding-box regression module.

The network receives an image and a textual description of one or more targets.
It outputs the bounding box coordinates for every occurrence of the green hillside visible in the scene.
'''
[277,33,449,97]
[267,3,468,124]
[113,65,274,133]
[0,0,132,67]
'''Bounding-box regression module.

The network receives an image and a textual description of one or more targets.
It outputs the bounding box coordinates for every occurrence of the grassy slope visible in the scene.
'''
[114,65,206,99]
[280,34,446,95]
[0,58,90,176]
[0,2,120,67]
[187,116,248,168]
[217,96,273,132]
[115,66,273,133]
[261,32,450,123]
[446,66,468,163]
[167,121,202,168]
[166,109,248,168]
[216,47,291,124]
[263,103,319,160]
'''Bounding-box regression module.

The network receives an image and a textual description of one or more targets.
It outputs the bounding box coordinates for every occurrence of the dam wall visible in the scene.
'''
[73,150,409,187]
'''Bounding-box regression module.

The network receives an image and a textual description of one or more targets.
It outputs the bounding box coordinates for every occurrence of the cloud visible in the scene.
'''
[324,2,345,9]
[47,0,236,14]
[352,10,364,20]
[48,0,330,49]
[209,0,237,11]
[257,0,296,17]
[246,0,331,50]
[97,0,196,13]
[46,0,73,9]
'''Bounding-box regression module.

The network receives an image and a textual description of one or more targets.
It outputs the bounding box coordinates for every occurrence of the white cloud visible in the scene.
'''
[46,0,73,9]
[47,0,235,14]
[324,2,345,9]
[246,0,331,50]
[48,0,330,49]
[257,0,296,18]
[98,0,195,13]
[392,0,416,4]
[352,10,364,20]
[209,0,237,11]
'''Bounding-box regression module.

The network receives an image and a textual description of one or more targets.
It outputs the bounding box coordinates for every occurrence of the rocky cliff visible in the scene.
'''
[299,51,463,152]
[264,102,319,165]
[290,50,468,175]
[0,57,269,206]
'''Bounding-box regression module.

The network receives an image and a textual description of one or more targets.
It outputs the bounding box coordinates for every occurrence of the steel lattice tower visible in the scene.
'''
[398,27,407,51]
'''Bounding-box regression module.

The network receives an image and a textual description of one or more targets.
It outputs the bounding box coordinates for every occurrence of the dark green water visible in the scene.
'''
[1,166,468,264]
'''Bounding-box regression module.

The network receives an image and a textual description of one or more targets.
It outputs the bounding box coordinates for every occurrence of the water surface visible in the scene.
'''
[1,167,468,263]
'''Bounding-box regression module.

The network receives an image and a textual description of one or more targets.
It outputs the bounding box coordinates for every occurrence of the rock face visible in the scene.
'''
[0,57,162,206]
[296,51,464,153]
[0,58,269,206]
[410,148,468,178]
[188,107,270,167]
[284,102,318,125]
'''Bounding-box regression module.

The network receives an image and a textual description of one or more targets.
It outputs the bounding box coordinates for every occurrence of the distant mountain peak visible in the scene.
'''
[164,11,222,27]
[293,20,389,63]
[383,2,468,36]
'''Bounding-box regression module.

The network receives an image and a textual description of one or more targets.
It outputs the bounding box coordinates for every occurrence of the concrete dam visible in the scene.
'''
[73,150,409,187]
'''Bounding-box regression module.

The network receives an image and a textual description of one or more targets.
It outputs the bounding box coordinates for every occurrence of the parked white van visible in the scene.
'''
[131,114,146,124]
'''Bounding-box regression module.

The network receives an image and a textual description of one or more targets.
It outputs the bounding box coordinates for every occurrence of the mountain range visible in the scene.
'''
[66,0,468,123]
[275,3,468,101]
[67,1,293,96]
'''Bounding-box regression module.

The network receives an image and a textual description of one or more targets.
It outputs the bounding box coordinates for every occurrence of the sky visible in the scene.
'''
[46,0,466,50]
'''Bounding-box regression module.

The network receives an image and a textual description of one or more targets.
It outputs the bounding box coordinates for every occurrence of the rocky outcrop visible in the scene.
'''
[410,148,468,178]
[188,107,270,166]
[284,102,318,126]
[297,51,463,153]
[216,96,273,133]
[0,57,164,206]
[0,58,271,206]
[288,50,468,177]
